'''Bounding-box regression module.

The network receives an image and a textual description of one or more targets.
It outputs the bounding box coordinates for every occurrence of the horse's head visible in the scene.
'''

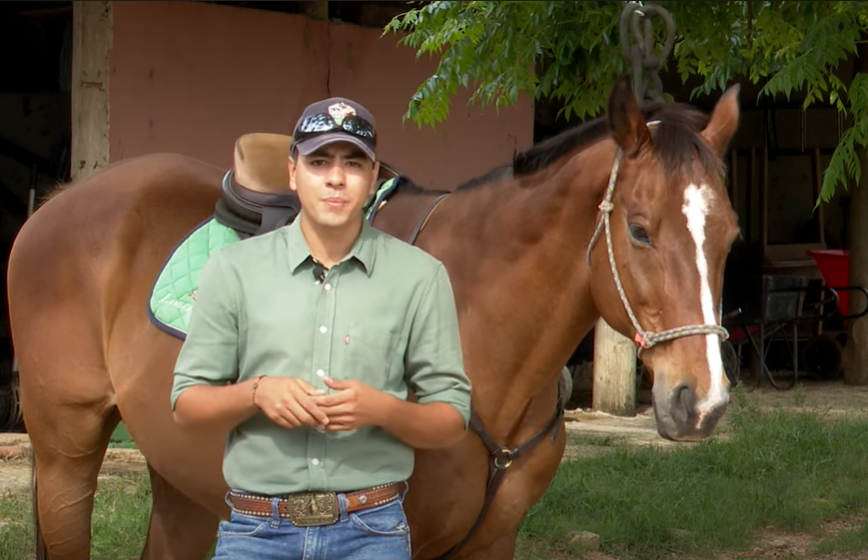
[590,77,741,441]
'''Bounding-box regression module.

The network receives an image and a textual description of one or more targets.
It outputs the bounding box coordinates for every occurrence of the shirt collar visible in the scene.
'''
[285,216,377,275]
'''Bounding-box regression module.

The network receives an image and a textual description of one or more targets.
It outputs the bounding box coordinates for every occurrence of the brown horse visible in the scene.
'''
[7,77,740,560]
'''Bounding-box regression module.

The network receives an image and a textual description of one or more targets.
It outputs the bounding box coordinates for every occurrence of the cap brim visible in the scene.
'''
[295,133,376,161]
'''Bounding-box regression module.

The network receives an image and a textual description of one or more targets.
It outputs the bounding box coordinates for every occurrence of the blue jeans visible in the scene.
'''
[212,488,412,560]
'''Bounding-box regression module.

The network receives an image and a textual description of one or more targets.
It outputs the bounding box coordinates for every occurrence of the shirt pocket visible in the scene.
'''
[344,322,400,390]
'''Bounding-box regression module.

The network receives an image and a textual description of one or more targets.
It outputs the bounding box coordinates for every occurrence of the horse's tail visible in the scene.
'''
[31,450,49,560]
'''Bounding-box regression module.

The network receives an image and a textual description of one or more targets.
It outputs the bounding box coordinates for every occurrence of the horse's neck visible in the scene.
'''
[419,143,615,437]
[371,191,443,243]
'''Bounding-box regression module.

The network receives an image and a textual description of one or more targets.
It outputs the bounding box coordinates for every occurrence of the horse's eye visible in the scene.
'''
[629,223,652,246]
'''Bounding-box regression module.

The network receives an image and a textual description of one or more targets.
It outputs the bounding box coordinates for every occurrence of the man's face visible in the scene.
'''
[288,142,379,231]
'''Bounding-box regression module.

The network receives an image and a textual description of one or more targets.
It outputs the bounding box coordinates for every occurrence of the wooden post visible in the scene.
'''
[760,147,769,249]
[812,147,825,246]
[592,318,636,416]
[71,1,112,182]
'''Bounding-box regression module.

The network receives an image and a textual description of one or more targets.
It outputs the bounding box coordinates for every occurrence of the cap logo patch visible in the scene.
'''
[328,102,356,126]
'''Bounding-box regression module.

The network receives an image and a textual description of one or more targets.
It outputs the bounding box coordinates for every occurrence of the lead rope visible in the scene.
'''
[585,148,729,356]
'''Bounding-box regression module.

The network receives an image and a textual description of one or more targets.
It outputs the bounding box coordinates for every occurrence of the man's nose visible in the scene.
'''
[325,164,346,187]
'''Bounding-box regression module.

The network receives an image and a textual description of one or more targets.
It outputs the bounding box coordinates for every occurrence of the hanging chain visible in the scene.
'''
[585,4,729,353]
[620,2,675,102]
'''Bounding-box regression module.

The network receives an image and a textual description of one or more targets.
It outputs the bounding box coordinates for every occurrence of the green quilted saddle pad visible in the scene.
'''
[149,218,241,339]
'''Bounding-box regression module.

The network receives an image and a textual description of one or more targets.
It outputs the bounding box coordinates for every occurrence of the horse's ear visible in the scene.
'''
[700,84,740,156]
[608,75,652,158]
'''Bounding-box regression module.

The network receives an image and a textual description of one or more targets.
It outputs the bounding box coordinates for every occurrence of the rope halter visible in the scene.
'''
[585,146,729,356]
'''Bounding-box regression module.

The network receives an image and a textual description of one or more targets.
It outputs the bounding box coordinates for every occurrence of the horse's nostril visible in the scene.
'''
[669,383,696,425]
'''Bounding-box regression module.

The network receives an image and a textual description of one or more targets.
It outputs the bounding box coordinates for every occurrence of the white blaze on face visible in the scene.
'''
[682,184,727,415]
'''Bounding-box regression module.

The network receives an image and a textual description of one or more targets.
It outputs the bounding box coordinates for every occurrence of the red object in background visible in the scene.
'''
[807,249,850,315]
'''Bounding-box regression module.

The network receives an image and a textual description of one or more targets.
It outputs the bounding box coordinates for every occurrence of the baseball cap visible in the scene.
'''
[292,97,377,161]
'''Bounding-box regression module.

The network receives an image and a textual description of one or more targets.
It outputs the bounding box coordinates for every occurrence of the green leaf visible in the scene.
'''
[382,1,868,200]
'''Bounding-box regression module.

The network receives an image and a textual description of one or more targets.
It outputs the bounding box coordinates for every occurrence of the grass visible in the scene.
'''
[0,473,152,560]
[813,519,868,555]
[3,387,868,560]
[108,422,139,450]
[516,385,868,559]
[0,487,31,560]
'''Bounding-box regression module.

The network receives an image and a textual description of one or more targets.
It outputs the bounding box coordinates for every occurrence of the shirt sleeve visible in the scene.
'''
[403,263,472,427]
[170,253,240,410]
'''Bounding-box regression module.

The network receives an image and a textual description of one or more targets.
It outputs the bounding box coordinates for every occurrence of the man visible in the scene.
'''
[171,97,472,559]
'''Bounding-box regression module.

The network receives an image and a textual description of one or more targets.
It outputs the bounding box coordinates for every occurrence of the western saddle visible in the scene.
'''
[216,133,398,237]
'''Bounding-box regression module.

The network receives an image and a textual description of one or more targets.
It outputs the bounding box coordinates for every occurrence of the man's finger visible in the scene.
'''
[299,397,330,426]
[316,403,353,416]
[311,391,353,408]
[322,376,351,391]
[288,387,330,426]
[282,399,325,428]
[268,412,297,430]
[293,378,325,396]
[274,401,309,428]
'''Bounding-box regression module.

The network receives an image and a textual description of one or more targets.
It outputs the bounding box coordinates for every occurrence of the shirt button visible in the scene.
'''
[316,369,325,377]
[324,283,332,291]
[311,458,320,466]
[319,325,327,333]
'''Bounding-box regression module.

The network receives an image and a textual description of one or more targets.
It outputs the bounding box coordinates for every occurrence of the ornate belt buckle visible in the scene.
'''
[289,492,339,526]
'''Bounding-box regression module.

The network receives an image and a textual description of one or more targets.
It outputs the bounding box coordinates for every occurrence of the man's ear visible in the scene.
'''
[370,161,380,195]
[287,157,298,193]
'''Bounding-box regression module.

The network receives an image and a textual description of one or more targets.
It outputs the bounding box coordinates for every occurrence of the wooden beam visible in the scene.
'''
[301,1,329,20]
[71,1,112,182]
[359,1,412,27]
[592,318,636,417]
[18,7,74,18]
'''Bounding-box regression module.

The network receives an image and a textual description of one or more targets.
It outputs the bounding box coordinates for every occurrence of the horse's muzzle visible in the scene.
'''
[652,382,728,441]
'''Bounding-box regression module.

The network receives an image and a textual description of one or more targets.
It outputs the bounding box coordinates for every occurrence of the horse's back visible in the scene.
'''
[10,153,223,283]
[7,152,225,357]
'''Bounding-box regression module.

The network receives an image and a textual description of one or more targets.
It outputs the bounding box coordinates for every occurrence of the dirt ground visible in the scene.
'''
[563,374,868,458]
[0,439,145,496]
[2,376,868,559]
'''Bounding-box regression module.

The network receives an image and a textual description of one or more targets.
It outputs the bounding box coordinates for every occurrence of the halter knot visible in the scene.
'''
[633,332,652,350]
[598,201,614,213]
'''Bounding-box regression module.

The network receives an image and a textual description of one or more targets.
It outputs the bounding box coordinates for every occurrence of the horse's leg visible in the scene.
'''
[21,361,118,560]
[464,533,518,560]
[141,464,219,560]
[109,329,230,559]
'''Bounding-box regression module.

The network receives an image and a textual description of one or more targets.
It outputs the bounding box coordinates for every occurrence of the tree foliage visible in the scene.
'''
[384,1,868,202]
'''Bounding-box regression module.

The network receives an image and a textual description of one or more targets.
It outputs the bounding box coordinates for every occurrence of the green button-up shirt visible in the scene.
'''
[170,218,472,496]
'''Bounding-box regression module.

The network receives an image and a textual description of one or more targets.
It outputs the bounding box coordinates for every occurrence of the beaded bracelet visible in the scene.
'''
[251,375,266,408]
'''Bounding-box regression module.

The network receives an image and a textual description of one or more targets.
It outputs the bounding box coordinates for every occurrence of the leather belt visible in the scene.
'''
[227,482,404,527]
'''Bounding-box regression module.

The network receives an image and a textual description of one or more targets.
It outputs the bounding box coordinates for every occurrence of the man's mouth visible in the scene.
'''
[324,197,347,209]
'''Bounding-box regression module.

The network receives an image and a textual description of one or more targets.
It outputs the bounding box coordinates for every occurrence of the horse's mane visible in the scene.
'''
[38,180,74,208]
[421,100,723,194]
[515,101,720,180]
[396,164,514,195]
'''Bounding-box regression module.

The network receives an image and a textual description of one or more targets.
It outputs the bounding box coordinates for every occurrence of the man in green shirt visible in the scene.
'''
[171,97,472,559]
